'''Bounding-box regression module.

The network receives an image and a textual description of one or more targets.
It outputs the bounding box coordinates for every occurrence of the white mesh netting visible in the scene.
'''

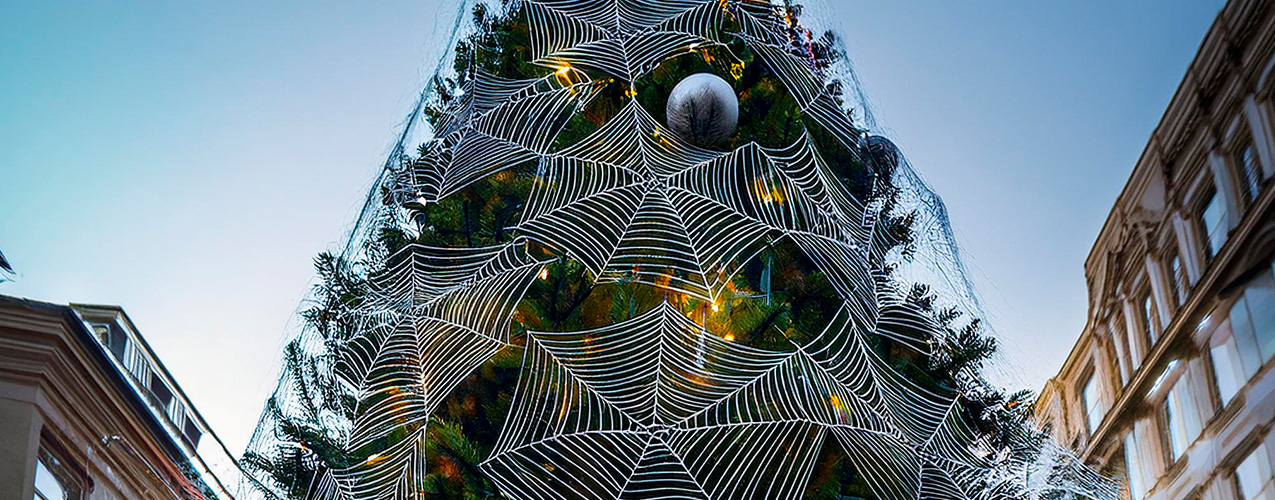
[238,2,1118,499]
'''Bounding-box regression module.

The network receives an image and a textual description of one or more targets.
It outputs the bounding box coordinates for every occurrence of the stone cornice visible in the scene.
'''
[0,296,203,499]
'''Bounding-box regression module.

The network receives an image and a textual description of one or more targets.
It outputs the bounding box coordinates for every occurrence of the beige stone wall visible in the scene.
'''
[1036,1,1275,499]
[0,297,201,500]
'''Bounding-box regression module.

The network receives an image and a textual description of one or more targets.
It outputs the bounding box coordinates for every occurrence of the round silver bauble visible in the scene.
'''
[665,72,739,147]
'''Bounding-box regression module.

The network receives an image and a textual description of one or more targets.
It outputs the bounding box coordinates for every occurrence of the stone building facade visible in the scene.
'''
[0,296,241,500]
[1033,1,1275,499]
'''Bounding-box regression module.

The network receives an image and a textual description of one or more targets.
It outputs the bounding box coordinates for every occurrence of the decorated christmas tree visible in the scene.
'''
[241,1,1117,499]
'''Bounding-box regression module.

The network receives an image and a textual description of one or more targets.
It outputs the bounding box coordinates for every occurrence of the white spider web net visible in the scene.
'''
[239,2,1118,499]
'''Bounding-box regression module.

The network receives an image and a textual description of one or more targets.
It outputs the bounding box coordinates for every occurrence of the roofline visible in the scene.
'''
[69,302,246,498]
[69,304,237,451]
[1084,5,1228,271]
[0,295,189,464]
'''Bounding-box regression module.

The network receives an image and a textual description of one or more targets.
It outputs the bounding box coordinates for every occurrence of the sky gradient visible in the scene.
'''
[0,0,1226,453]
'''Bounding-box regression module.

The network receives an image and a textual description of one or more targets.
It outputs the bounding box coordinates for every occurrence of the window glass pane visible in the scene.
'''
[1171,255,1186,305]
[1083,374,1104,433]
[1244,269,1275,363]
[1143,293,1158,343]
[1166,380,1195,460]
[1236,444,1273,500]
[184,418,203,446]
[1238,144,1263,204]
[1201,193,1227,258]
[33,458,66,500]
[1232,296,1266,376]
[1126,434,1146,500]
[149,373,173,408]
[1211,320,1245,404]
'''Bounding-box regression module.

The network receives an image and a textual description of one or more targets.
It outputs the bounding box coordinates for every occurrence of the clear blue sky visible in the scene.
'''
[0,0,1225,453]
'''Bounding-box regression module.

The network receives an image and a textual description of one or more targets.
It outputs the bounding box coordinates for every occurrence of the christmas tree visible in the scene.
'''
[242,1,1117,499]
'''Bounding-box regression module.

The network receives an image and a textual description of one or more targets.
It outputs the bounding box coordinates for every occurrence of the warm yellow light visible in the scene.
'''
[539,268,549,280]
[710,302,719,312]
[724,333,735,342]
[556,65,571,75]
[365,453,388,465]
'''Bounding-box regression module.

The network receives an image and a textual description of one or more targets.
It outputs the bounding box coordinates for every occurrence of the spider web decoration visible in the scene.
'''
[240,1,1119,500]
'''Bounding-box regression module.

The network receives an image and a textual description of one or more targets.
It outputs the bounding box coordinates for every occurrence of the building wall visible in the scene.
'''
[0,297,205,500]
[1035,1,1275,499]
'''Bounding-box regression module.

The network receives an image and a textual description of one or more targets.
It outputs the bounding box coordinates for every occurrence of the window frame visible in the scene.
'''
[1169,253,1189,307]
[33,434,86,500]
[1196,186,1228,261]
[1163,367,1205,461]
[1141,288,1160,345]
[1232,137,1264,208]
[1234,442,1274,500]
[1126,433,1148,500]
[1209,316,1248,406]
[1080,367,1105,435]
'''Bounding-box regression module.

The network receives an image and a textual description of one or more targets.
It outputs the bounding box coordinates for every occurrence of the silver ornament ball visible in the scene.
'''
[665,72,739,147]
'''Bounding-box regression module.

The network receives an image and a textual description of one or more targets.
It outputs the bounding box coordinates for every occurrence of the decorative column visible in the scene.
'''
[1122,297,1146,369]
[0,397,42,500]
[1109,317,1132,385]
[1133,416,1168,493]
[1144,254,1174,331]
[1093,328,1121,404]
[1171,213,1204,285]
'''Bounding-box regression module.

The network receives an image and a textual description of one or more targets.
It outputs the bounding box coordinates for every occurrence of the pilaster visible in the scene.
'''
[0,397,42,500]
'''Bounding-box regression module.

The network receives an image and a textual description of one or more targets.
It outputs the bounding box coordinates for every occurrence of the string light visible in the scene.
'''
[271,2,1121,499]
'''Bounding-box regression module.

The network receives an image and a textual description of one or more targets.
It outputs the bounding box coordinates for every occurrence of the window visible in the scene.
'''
[1233,268,1275,364]
[1236,143,1264,206]
[1199,191,1228,259]
[149,373,173,409]
[1235,444,1273,500]
[183,418,203,447]
[33,448,81,500]
[1170,255,1188,305]
[1119,311,1144,370]
[1082,372,1105,433]
[1210,319,1250,405]
[1143,292,1160,344]
[1126,434,1147,500]
[1165,375,1203,460]
[105,324,126,360]
[90,324,109,344]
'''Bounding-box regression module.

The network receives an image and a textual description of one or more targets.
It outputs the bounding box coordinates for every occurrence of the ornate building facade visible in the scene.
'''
[1034,1,1275,499]
[0,296,241,500]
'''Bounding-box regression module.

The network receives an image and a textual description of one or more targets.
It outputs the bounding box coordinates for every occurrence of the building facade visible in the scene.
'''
[0,296,242,500]
[1034,1,1275,499]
